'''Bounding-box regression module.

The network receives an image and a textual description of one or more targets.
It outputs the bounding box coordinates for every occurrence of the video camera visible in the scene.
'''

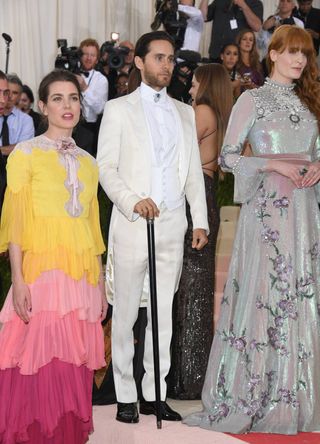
[151,0,188,49]
[97,41,130,71]
[54,39,85,75]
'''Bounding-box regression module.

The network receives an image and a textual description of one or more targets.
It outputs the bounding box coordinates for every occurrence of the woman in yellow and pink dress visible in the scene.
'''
[0,69,106,444]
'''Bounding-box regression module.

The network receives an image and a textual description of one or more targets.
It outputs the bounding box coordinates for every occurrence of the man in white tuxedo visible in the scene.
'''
[97,31,209,424]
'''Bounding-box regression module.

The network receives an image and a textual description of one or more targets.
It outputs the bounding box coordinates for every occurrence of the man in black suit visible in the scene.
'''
[294,0,320,54]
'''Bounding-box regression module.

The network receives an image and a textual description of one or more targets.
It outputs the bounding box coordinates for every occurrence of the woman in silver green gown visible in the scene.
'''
[184,25,320,434]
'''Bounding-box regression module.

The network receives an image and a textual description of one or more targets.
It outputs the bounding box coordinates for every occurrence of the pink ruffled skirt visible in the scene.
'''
[0,270,105,444]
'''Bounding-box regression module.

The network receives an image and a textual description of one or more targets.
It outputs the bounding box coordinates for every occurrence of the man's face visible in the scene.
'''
[6,81,21,111]
[179,0,195,6]
[80,45,98,71]
[119,41,135,65]
[0,79,9,116]
[135,40,175,91]
[298,0,313,14]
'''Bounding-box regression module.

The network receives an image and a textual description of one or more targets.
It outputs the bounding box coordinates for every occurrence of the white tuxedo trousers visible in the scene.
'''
[111,204,187,402]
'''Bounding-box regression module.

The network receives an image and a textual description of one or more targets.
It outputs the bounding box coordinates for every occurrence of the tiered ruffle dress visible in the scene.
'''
[0,135,105,444]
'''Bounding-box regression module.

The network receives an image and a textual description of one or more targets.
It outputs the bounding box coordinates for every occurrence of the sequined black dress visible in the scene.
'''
[167,173,220,399]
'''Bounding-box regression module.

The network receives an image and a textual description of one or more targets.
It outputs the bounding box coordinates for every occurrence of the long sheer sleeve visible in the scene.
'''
[312,135,320,202]
[219,91,268,203]
[0,144,33,252]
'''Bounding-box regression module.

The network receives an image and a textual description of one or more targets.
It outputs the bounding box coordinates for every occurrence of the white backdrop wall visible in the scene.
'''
[0,0,319,101]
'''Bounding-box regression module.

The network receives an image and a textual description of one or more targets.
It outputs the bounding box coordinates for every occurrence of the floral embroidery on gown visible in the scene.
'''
[183,79,320,434]
[0,135,105,444]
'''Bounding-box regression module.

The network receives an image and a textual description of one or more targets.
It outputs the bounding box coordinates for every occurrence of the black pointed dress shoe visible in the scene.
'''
[116,402,139,423]
[139,400,182,421]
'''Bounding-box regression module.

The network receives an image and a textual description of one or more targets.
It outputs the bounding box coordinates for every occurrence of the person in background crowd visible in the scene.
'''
[18,84,41,131]
[0,71,9,210]
[263,0,304,35]
[0,69,106,444]
[168,63,233,400]
[97,30,208,424]
[199,0,263,61]
[1,74,34,157]
[178,0,204,53]
[184,25,320,435]
[220,43,241,99]
[235,29,264,91]
[115,72,129,97]
[294,0,320,54]
[118,40,135,75]
[258,0,304,70]
[77,38,109,156]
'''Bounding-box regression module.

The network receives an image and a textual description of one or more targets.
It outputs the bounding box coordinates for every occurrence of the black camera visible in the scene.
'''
[54,39,84,75]
[151,0,187,49]
[97,41,130,70]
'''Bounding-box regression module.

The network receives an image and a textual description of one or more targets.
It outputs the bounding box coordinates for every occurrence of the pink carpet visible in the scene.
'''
[89,405,244,444]
[89,405,320,444]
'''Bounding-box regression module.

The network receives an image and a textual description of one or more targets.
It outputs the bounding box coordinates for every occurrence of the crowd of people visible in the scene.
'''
[0,1,320,442]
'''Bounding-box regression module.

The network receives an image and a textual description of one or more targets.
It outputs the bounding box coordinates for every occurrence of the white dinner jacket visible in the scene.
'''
[97,88,208,232]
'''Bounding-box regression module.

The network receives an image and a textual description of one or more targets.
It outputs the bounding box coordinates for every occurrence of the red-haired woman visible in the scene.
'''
[184,26,320,434]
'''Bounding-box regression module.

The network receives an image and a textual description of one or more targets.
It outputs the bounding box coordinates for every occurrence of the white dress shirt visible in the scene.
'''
[140,82,184,211]
[178,5,204,53]
[81,69,109,123]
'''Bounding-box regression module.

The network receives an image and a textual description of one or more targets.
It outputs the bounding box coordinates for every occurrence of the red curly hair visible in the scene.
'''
[266,25,320,130]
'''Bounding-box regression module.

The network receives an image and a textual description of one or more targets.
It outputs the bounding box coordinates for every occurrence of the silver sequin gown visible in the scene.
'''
[183,78,320,434]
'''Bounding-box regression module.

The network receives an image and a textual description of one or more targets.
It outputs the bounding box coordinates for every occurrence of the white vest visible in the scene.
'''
[140,83,184,211]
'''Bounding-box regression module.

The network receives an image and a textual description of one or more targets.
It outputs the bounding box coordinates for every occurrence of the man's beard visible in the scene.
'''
[143,70,172,89]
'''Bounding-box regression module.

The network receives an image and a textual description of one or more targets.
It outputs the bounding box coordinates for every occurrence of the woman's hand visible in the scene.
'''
[98,275,108,321]
[301,161,320,188]
[12,278,32,323]
[266,160,303,188]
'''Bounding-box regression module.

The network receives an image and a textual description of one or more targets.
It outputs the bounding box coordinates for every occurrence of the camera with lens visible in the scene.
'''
[54,39,84,75]
[97,41,130,71]
[151,0,188,49]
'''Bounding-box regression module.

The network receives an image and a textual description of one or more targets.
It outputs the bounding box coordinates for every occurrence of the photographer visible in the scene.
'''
[76,38,108,155]
[263,0,304,34]
[151,0,188,49]
[199,0,263,61]
[178,0,204,53]
[259,0,304,63]
[118,40,135,74]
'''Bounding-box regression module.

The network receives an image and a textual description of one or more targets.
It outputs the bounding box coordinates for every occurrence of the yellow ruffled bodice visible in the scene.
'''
[0,136,105,285]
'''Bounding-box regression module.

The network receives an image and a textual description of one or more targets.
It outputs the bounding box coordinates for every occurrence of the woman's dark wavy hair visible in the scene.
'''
[267,25,320,130]
[38,69,81,104]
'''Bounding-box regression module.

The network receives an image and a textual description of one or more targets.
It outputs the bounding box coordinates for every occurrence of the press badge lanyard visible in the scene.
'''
[229,0,238,29]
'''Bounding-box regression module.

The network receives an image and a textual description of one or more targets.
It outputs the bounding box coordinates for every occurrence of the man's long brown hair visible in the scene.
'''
[194,63,234,156]
[267,25,320,130]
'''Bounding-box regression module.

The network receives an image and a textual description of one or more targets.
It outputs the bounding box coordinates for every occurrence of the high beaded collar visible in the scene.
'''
[265,77,295,91]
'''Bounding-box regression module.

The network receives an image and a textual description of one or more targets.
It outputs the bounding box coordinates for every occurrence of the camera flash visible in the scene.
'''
[111,32,120,42]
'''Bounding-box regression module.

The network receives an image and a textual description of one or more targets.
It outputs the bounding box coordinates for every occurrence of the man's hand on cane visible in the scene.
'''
[134,198,160,219]
[192,228,208,250]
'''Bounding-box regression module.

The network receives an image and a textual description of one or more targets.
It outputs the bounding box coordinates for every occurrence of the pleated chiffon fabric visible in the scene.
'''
[0,136,105,443]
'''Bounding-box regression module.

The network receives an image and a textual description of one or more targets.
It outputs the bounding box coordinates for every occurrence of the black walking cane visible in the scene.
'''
[146,217,162,429]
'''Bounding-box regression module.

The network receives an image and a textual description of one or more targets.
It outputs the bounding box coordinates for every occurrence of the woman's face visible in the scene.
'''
[189,75,200,103]
[18,92,32,112]
[40,81,81,133]
[270,47,307,83]
[239,32,255,53]
[278,0,295,15]
[221,45,239,70]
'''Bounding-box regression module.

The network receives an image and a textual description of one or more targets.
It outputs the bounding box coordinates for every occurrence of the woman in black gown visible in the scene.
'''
[167,64,233,399]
